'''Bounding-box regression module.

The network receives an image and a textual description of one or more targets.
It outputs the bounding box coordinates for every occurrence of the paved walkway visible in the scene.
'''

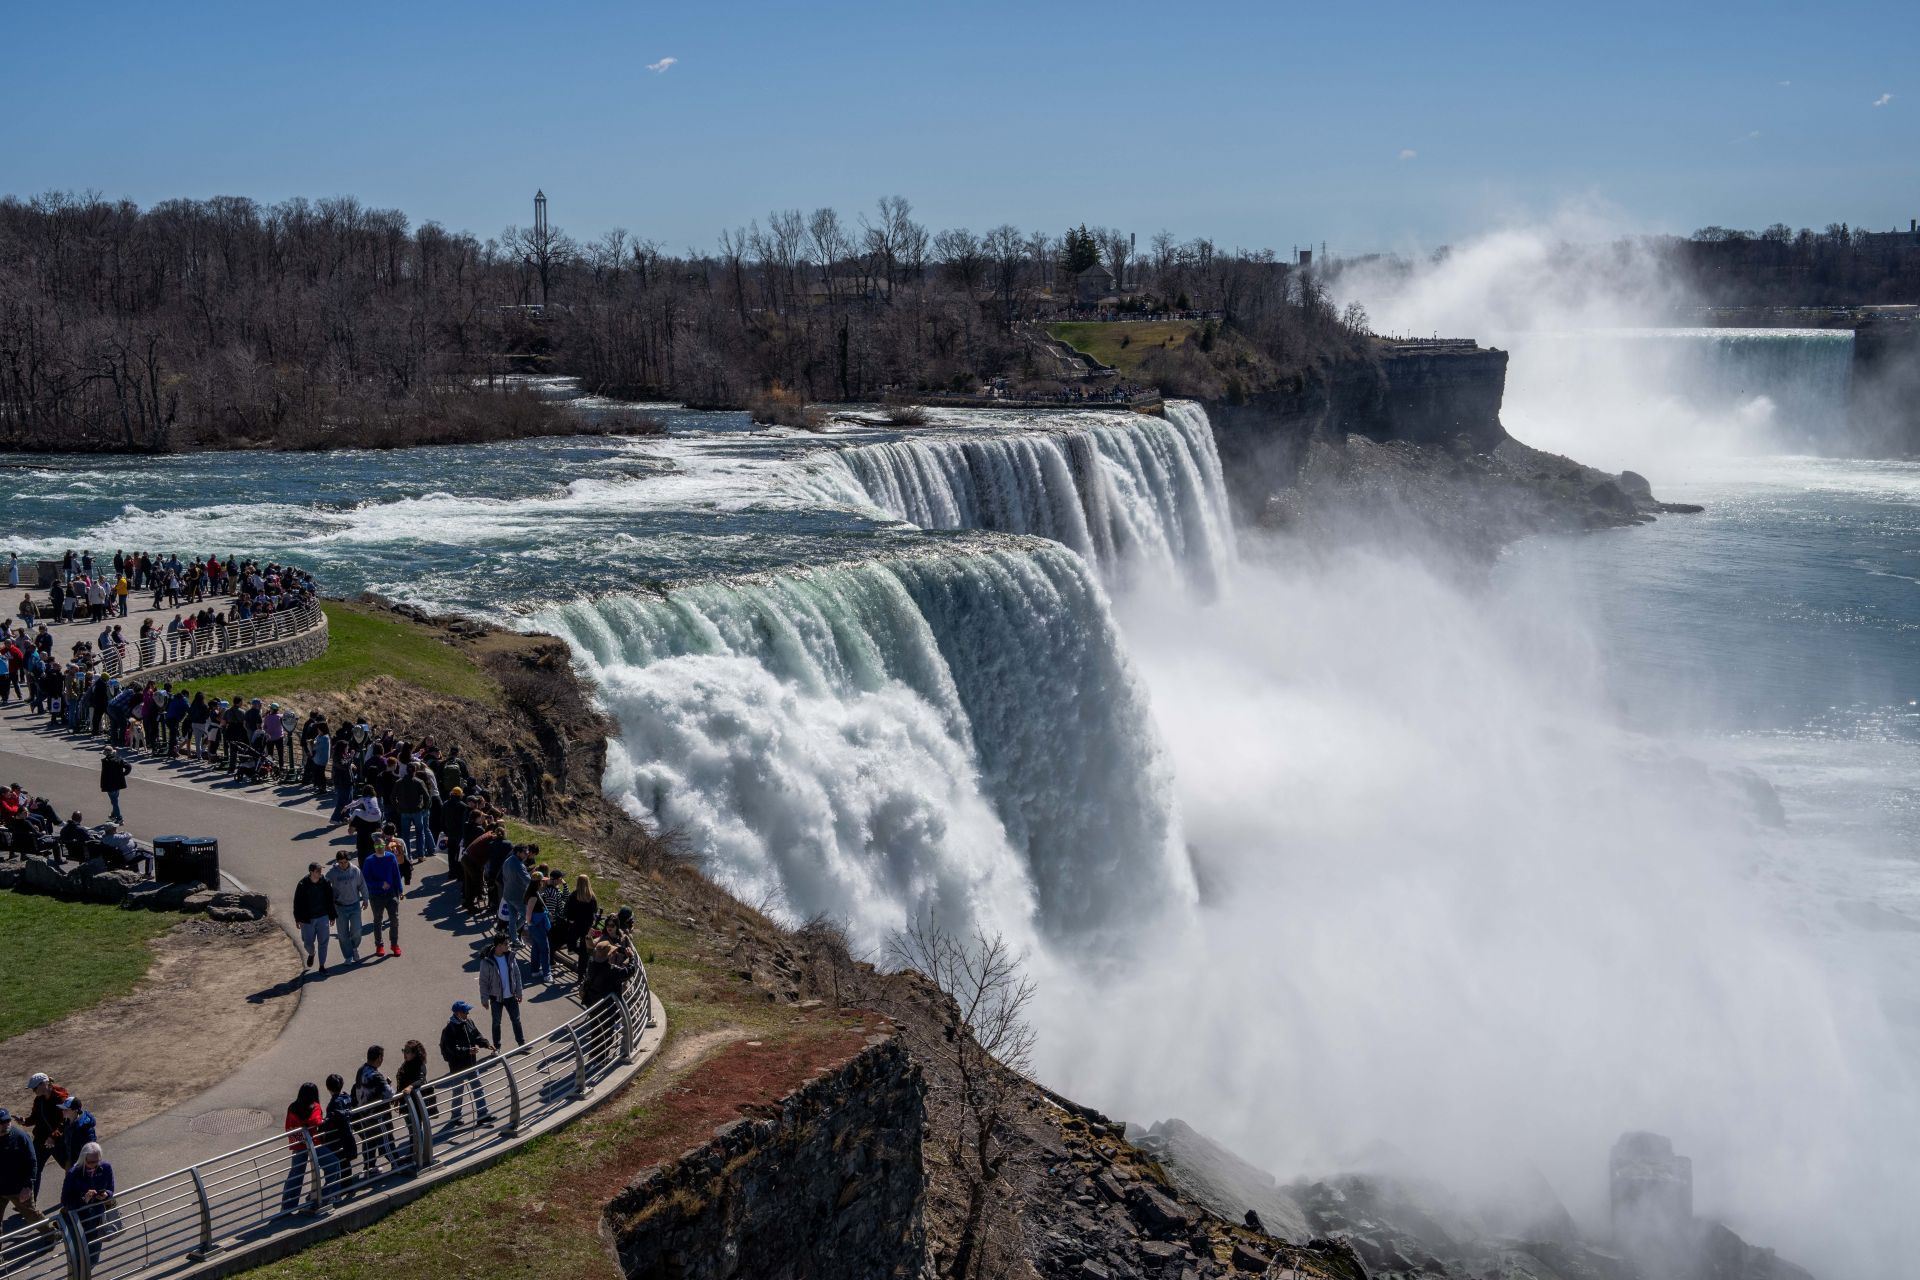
[0,706,575,1195]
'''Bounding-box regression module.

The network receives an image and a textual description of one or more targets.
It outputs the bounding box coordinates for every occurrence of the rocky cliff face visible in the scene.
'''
[1137,1119,1815,1280]
[603,1037,926,1280]
[1202,343,1699,551]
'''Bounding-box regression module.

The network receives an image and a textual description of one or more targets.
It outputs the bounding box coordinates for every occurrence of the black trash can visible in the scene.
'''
[155,835,220,889]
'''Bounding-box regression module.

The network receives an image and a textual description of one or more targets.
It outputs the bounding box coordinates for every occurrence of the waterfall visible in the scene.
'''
[534,537,1194,949]
[795,402,1237,591]
[1502,327,1859,464]
[1685,328,1855,445]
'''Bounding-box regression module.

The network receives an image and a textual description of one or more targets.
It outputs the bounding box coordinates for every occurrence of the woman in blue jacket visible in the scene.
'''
[60,1142,114,1264]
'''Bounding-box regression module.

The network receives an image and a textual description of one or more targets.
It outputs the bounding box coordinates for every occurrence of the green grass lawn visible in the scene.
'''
[1048,320,1199,379]
[0,895,175,1039]
[190,602,499,706]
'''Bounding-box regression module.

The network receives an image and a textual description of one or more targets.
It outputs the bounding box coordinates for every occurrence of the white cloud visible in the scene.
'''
[1873,92,1892,107]
[1398,148,1417,160]
[1777,79,1791,87]
[646,56,677,73]
[1748,130,1762,138]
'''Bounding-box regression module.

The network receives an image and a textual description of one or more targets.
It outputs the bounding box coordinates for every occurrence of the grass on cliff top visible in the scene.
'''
[1049,320,1199,378]
[0,896,173,1039]
[188,601,499,707]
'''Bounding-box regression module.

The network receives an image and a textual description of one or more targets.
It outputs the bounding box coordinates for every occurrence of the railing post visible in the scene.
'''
[564,1024,590,1100]
[58,1211,89,1280]
[403,1089,435,1171]
[614,992,635,1064]
[498,1053,523,1135]
[298,1127,325,1214]
[188,1166,217,1259]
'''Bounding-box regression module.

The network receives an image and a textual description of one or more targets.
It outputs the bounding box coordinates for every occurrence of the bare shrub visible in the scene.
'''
[746,383,825,430]
[883,403,931,427]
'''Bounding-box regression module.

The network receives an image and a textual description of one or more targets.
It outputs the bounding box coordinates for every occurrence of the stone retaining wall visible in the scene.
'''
[604,1037,925,1280]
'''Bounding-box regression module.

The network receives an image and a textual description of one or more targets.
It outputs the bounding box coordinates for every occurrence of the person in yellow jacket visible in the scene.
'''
[114,575,130,618]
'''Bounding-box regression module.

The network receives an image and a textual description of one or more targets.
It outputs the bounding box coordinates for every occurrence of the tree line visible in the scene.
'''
[1673,221,1920,306]
[0,190,1365,451]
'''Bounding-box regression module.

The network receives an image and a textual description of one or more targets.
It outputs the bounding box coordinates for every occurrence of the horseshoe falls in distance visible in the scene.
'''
[534,403,1235,949]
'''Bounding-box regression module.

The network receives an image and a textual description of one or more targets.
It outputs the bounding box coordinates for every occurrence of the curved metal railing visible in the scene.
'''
[90,600,325,679]
[0,965,652,1280]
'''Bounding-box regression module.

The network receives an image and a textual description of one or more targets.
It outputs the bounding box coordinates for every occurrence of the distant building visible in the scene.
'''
[1073,265,1117,305]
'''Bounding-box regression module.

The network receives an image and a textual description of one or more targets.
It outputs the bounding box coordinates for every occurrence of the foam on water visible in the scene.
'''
[534,538,1193,950]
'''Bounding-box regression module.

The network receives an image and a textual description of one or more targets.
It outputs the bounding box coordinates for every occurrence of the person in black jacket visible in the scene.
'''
[292,863,335,974]
[0,1107,43,1229]
[437,1002,493,1128]
[98,748,131,824]
[320,1074,355,1201]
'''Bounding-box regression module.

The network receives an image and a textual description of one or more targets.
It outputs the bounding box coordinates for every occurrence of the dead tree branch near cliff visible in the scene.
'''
[888,922,1036,1280]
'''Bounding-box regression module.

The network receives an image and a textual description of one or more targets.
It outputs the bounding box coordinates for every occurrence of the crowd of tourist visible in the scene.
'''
[0,547,652,1239]
[8,549,320,676]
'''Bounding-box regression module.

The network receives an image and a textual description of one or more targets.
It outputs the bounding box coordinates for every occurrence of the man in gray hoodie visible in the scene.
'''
[324,851,368,964]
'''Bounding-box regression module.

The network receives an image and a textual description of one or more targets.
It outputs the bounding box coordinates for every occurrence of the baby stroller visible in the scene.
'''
[233,742,285,786]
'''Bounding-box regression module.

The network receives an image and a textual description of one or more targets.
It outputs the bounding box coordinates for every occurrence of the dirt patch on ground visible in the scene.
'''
[573,1017,879,1198]
[0,918,302,1139]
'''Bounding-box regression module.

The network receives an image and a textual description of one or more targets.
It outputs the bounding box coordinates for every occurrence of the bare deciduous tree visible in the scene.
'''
[888,921,1036,1280]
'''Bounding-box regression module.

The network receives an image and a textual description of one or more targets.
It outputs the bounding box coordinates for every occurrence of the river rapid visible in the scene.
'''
[2,341,1913,1275]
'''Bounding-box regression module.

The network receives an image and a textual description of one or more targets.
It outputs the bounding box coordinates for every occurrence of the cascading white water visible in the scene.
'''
[535,537,1194,950]
[793,403,1237,593]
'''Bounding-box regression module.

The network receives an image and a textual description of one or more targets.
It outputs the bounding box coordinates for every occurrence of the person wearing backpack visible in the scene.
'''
[351,1047,396,1178]
[362,839,404,959]
[320,1075,356,1202]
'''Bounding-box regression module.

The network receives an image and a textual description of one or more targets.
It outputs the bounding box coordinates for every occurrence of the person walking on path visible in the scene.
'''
[437,1002,493,1129]
[26,1073,71,1186]
[351,1047,396,1178]
[60,1143,115,1265]
[0,1108,44,1230]
[324,851,368,965]
[478,935,526,1049]
[293,863,335,974]
[362,841,403,959]
[56,1098,96,1169]
[320,1075,357,1202]
[277,1084,326,1215]
[98,747,131,823]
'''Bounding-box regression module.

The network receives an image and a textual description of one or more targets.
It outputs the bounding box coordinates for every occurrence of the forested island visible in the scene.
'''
[0,192,1369,452]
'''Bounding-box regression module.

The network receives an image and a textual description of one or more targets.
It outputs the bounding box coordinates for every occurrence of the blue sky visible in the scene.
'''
[3,0,1912,255]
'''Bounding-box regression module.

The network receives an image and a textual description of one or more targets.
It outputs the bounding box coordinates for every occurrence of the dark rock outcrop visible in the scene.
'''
[1203,343,1698,553]
[604,1038,925,1280]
